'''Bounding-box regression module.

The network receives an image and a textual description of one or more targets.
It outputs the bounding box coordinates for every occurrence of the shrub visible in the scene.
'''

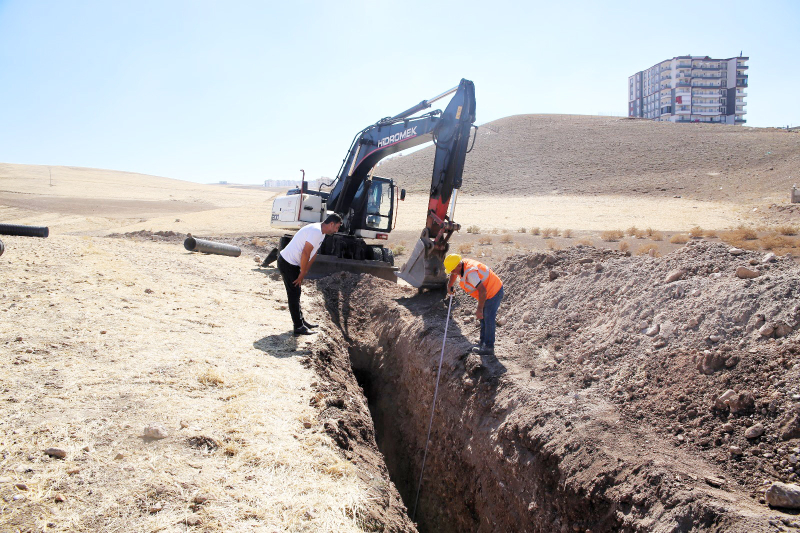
[651,232,663,241]
[759,234,792,251]
[704,229,718,238]
[466,225,481,234]
[777,225,798,236]
[619,241,630,253]
[562,229,573,238]
[626,226,639,237]
[578,238,593,246]
[517,227,527,233]
[530,227,540,235]
[636,243,660,256]
[499,233,513,244]
[457,242,473,254]
[488,228,498,234]
[601,230,624,242]
[547,240,561,251]
[478,236,493,245]
[669,234,689,244]
[391,245,406,256]
[734,225,758,240]
[541,228,553,239]
[689,226,704,238]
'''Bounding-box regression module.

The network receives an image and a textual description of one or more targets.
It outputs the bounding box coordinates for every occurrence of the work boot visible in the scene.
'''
[478,345,494,356]
[471,343,485,354]
[293,325,315,336]
[303,319,319,329]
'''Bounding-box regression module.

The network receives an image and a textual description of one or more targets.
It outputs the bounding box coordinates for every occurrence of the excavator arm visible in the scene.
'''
[327,79,476,237]
[326,79,476,288]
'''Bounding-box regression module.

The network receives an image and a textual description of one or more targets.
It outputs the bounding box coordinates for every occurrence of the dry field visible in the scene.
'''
[1,113,799,532]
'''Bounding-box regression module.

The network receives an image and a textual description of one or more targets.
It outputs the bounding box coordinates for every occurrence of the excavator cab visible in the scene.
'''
[350,176,399,237]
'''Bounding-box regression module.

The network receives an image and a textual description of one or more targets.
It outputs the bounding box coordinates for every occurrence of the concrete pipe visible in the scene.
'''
[0,224,49,238]
[0,239,4,257]
[183,235,241,257]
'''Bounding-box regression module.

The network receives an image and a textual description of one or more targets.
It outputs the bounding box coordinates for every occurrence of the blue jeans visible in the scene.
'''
[479,285,504,348]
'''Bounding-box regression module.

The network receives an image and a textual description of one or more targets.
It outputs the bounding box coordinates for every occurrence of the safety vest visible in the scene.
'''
[459,258,502,300]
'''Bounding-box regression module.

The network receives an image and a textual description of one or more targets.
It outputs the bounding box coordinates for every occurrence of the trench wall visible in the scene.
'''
[315,273,778,533]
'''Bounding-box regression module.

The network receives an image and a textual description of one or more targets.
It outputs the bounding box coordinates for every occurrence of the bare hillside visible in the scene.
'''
[376,115,800,203]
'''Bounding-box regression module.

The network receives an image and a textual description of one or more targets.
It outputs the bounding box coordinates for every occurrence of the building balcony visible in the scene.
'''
[676,81,691,87]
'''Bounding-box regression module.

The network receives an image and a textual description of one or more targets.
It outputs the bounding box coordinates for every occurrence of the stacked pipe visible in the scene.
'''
[0,224,50,257]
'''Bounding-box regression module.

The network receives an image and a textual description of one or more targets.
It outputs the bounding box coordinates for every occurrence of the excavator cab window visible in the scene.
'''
[359,177,394,231]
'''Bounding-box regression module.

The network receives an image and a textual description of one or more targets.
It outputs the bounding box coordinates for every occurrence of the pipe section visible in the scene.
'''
[0,239,4,257]
[0,224,49,238]
[183,234,241,257]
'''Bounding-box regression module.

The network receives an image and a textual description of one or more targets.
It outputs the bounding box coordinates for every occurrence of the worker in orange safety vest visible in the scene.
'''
[444,254,504,356]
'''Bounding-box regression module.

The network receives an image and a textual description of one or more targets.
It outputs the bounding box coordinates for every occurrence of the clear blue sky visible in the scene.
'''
[1,0,798,185]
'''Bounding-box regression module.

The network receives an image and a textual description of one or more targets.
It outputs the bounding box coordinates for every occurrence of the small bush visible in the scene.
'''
[669,234,689,244]
[499,233,513,244]
[601,230,624,242]
[547,240,561,251]
[759,234,792,250]
[562,229,573,238]
[466,225,480,234]
[704,229,718,238]
[391,245,406,256]
[619,241,630,253]
[689,226,704,238]
[541,228,553,239]
[777,225,798,236]
[530,227,540,235]
[577,238,593,246]
[478,236,493,245]
[733,225,758,240]
[488,228,498,234]
[636,243,660,256]
[646,227,656,236]
[517,227,527,233]
[626,226,639,237]
[457,242,473,254]
[651,231,663,241]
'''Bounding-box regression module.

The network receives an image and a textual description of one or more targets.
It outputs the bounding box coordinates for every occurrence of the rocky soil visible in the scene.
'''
[313,240,800,532]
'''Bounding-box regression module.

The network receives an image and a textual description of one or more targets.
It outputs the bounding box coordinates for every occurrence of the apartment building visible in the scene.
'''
[628,55,748,124]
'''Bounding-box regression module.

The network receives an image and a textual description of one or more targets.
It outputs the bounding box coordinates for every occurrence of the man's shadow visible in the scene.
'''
[253,332,308,358]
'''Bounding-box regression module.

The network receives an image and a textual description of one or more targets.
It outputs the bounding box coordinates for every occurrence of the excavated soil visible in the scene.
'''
[312,241,800,532]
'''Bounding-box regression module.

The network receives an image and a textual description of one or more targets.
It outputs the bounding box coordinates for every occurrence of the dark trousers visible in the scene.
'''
[277,255,304,329]
[479,285,504,348]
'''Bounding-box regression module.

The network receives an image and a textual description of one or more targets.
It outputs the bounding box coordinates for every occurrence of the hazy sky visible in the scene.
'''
[1,0,798,184]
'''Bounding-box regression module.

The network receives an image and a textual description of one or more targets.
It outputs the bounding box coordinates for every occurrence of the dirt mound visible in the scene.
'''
[376,115,800,203]
[315,241,800,531]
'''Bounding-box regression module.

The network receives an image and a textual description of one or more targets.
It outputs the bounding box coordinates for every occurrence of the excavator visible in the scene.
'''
[264,78,476,289]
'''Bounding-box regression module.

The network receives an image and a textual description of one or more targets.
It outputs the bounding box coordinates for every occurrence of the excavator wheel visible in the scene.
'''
[382,248,394,266]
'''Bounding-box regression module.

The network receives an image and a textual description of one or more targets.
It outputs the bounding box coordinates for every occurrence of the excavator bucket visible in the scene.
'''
[396,238,447,290]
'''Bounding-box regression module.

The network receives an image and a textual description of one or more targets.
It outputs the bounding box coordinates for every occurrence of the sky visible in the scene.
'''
[1,0,798,185]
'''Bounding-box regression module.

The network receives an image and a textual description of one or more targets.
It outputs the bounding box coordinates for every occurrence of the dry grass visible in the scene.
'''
[777,225,798,236]
[499,233,513,244]
[577,238,593,246]
[562,229,573,238]
[391,244,406,256]
[457,242,474,254]
[669,234,689,244]
[466,225,481,234]
[626,226,639,237]
[478,236,493,245]
[651,231,663,241]
[704,229,718,238]
[517,227,527,233]
[546,240,561,251]
[488,228,498,234]
[251,236,271,247]
[198,367,225,387]
[530,227,540,235]
[542,228,559,239]
[689,226,704,239]
[636,243,661,256]
[601,230,624,242]
[619,241,630,253]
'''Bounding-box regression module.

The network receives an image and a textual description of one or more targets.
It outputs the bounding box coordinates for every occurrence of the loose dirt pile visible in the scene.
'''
[377,115,800,203]
[314,240,800,532]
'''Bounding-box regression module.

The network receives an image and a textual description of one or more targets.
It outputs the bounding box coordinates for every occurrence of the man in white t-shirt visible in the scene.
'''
[277,214,342,335]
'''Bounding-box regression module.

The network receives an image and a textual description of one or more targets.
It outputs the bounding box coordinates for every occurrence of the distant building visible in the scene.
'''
[628,55,748,125]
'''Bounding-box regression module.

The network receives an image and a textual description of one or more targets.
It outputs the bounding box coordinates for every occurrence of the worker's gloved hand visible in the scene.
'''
[447,285,455,295]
